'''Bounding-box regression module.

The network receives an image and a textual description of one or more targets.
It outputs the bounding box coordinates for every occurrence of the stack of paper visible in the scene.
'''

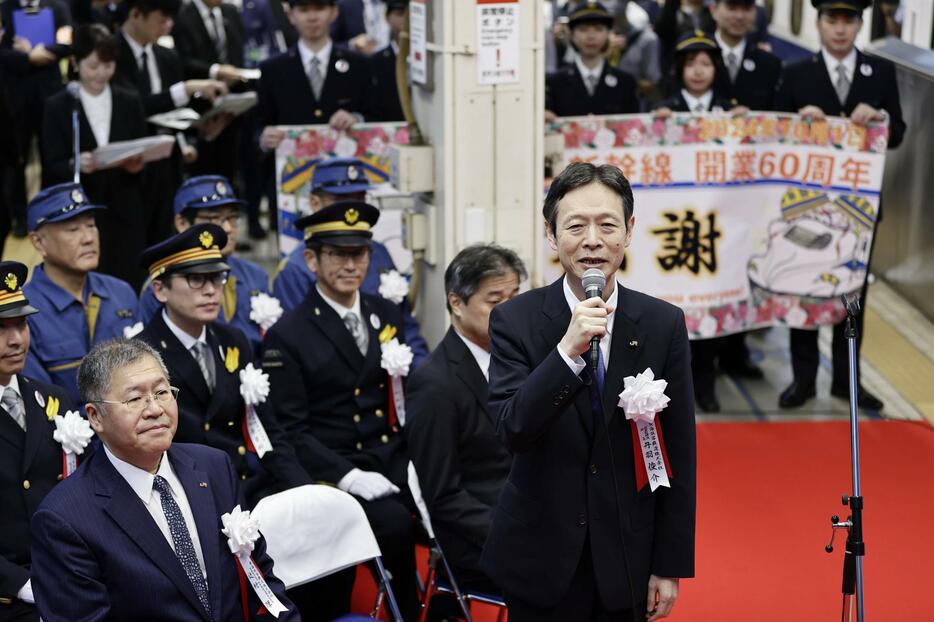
[92,135,175,169]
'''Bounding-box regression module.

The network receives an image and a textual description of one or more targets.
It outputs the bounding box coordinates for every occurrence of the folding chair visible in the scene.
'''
[251,484,404,621]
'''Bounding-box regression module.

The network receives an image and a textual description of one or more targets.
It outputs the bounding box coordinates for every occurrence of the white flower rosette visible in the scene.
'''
[249,293,283,333]
[52,410,94,476]
[238,364,273,457]
[618,368,672,492]
[378,270,409,305]
[122,322,144,339]
[380,338,413,428]
[221,506,289,618]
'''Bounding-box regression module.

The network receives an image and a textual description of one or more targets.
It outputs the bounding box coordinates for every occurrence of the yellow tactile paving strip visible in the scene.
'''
[863,306,934,423]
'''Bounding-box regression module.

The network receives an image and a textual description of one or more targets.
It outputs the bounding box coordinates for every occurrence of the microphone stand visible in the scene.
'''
[824,294,866,622]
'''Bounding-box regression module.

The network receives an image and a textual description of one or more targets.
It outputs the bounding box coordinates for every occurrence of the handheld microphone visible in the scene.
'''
[66,82,81,183]
[66,81,81,100]
[581,268,606,371]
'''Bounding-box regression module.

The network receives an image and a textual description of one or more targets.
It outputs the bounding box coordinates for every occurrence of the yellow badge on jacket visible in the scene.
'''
[45,396,60,421]
[224,347,240,373]
[378,324,397,344]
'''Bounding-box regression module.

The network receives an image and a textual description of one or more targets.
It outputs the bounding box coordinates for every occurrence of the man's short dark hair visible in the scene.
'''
[122,0,181,19]
[543,162,634,234]
[444,244,527,312]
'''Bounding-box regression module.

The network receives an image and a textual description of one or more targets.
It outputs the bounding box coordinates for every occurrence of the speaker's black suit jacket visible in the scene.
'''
[715,45,783,111]
[405,327,510,576]
[113,33,187,117]
[261,287,407,486]
[138,314,313,506]
[0,376,76,622]
[774,49,905,149]
[171,2,245,79]
[546,63,639,117]
[480,279,696,609]
[258,44,372,126]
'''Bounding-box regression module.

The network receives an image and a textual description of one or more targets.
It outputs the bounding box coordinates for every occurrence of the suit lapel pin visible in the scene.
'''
[629,340,639,347]
[314,307,321,316]
[370,313,381,330]
[160,340,167,349]
[35,390,45,408]
[860,63,872,77]
[743,58,755,72]
[199,482,208,488]
[604,73,618,88]
[335,58,349,73]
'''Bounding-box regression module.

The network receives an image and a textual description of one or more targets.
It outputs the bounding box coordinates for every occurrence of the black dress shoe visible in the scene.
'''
[695,393,721,413]
[779,382,816,409]
[830,384,884,411]
[720,359,765,380]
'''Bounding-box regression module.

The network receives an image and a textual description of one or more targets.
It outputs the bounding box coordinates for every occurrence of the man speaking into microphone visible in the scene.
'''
[481,162,696,621]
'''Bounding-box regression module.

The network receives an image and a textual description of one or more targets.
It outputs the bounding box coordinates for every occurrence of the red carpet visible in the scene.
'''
[351,420,934,620]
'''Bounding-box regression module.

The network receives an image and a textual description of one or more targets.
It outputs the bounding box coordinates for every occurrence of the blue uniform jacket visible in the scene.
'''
[24,265,139,404]
[139,256,271,354]
[272,241,429,366]
[30,443,299,622]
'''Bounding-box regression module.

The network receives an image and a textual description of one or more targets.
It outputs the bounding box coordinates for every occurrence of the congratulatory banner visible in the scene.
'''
[548,113,889,339]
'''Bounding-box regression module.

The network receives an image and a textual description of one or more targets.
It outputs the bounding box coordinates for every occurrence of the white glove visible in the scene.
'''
[337,468,400,501]
[17,579,34,603]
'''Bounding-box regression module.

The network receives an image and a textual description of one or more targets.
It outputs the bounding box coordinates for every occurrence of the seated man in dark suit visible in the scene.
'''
[258,0,372,152]
[137,223,314,507]
[0,261,79,622]
[262,201,419,619]
[481,162,696,621]
[405,244,525,594]
[30,338,299,621]
[545,1,639,120]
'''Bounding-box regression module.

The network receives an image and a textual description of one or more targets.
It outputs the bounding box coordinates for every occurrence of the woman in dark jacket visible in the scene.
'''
[41,24,149,289]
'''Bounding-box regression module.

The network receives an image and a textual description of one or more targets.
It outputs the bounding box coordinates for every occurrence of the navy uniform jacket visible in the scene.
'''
[714,45,783,111]
[137,314,312,506]
[261,287,408,486]
[24,265,139,405]
[546,63,639,117]
[405,327,510,575]
[139,256,272,354]
[480,279,696,609]
[652,90,735,113]
[0,376,76,621]
[258,44,372,126]
[368,44,404,122]
[30,443,299,622]
[273,242,428,367]
[774,50,905,150]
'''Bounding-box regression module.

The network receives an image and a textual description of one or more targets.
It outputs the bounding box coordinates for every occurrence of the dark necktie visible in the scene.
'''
[152,475,211,616]
[138,50,152,96]
[586,345,606,432]
[211,9,228,63]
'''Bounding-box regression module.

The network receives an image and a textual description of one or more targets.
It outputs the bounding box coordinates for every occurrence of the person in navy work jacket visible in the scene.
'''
[138,176,276,354]
[24,183,140,405]
[480,162,696,622]
[545,1,639,120]
[774,0,904,411]
[0,261,79,622]
[273,157,428,366]
[30,338,299,622]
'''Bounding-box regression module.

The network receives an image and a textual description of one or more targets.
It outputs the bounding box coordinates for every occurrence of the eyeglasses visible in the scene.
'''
[94,387,180,413]
[171,272,228,289]
[320,248,370,264]
[194,213,239,227]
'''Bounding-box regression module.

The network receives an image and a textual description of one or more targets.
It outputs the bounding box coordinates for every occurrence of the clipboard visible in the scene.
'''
[12,8,55,47]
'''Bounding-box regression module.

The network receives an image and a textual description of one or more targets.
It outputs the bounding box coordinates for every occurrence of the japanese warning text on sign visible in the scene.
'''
[476,0,519,85]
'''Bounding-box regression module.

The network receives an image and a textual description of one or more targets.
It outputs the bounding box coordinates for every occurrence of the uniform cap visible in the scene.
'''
[811,0,870,13]
[174,175,245,216]
[296,200,380,247]
[0,261,39,319]
[311,157,376,195]
[141,224,230,280]
[675,30,720,54]
[567,1,614,28]
[27,183,106,232]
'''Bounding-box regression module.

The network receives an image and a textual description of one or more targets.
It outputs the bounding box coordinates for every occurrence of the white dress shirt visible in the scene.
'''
[455,329,491,381]
[162,309,209,354]
[104,446,208,579]
[557,275,619,376]
[682,88,713,113]
[821,46,857,88]
[316,283,362,323]
[121,31,190,108]
[575,55,605,95]
[79,85,112,147]
[298,38,333,85]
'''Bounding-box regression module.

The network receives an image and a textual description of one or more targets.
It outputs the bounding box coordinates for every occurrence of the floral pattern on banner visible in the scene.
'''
[553,113,888,153]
